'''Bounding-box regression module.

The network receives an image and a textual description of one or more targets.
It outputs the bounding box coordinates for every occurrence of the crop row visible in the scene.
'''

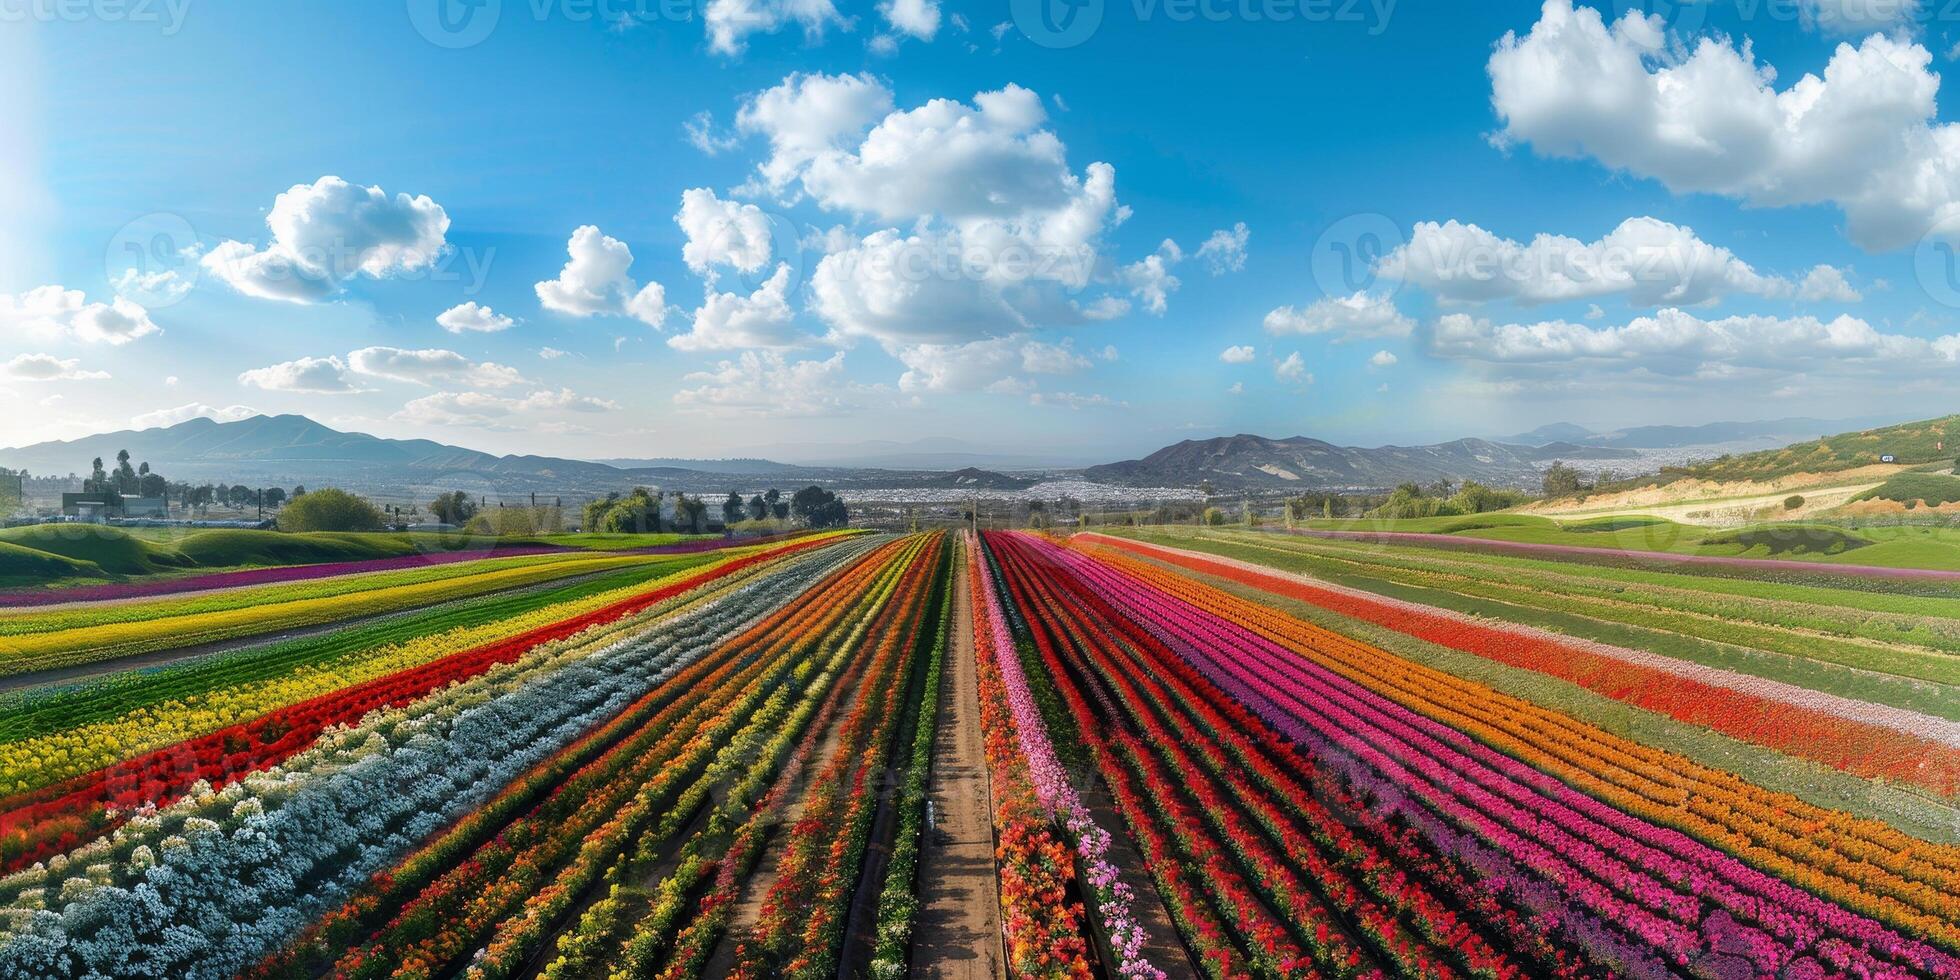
[300,535,928,980]
[1089,534,1960,804]
[0,551,674,678]
[0,557,722,799]
[1139,529,1960,718]
[1235,530,1960,689]
[1026,533,1959,976]
[968,537,1098,979]
[732,534,947,979]
[0,535,846,876]
[0,533,875,978]
[0,559,704,746]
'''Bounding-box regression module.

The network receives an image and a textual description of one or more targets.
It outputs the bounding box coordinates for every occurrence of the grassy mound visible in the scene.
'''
[173,530,425,568]
[1559,515,1675,533]
[1699,524,1875,556]
[0,541,103,587]
[1849,473,1960,509]
[0,525,194,576]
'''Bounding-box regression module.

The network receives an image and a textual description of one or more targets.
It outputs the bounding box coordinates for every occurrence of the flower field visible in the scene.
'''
[0,526,1954,978]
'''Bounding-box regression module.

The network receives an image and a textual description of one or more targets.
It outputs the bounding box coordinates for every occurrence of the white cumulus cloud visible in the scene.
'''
[1264,292,1414,340]
[534,225,669,327]
[436,302,515,334]
[1219,345,1256,363]
[347,347,526,388]
[676,188,775,276]
[1379,217,1844,307]
[200,176,450,303]
[1489,0,1960,250]
[1195,222,1250,274]
[4,353,109,381]
[238,356,368,394]
[2,286,160,345]
[669,265,805,351]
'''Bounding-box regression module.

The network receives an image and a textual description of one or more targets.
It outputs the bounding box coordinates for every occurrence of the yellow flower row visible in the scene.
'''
[0,544,816,796]
[0,553,667,675]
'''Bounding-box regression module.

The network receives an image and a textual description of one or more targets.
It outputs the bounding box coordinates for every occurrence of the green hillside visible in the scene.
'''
[1629,414,1958,486]
[1850,473,1960,508]
[0,525,196,576]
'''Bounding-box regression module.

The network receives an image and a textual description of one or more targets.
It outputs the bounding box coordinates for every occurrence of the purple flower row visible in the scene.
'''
[1040,541,1958,980]
[971,533,1165,980]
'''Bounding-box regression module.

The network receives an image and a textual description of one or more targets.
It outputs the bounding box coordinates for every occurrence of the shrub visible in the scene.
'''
[1202,507,1226,526]
[276,488,386,533]
[1784,495,1805,511]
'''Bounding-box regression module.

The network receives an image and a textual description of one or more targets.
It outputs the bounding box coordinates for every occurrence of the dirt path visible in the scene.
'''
[912,559,1005,980]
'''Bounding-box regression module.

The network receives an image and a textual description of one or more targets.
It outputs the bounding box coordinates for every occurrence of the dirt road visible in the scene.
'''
[912,555,1005,980]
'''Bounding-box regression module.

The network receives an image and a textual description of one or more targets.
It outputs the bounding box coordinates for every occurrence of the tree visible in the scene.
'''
[85,457,107,493]
[748,493,768,522]
[1542,461,1584,497]
[674,494,710,533]
[277,487,385,532]
[789,485,849,528]
[595,487,661,534]
[291,485,306,498]
[429,491,479,526]
[1784,495,1805,511]
[138,473,168,498]
[262,487,287,509]
[722,491,746,525]
[583,493,619,532]
[1203,507,1226,526]
[115,450,136,494]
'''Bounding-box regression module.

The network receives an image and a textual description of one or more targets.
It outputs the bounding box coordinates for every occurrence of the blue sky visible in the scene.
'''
[3,0,1958,463]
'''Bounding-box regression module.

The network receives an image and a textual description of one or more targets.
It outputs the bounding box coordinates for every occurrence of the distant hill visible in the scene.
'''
[0,415,1044,500]
[1081,434,1639,491]
[1498,416,1906,450]
[594,457,808,476]
[1496,422,1593,445]
[0,414,635,493]
[1579,416,1904,450]
[1629,415,1959,487]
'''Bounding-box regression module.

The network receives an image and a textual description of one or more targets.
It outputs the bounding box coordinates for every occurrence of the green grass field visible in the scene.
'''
[1111,526,1960,720]
[1295,512,1960,569]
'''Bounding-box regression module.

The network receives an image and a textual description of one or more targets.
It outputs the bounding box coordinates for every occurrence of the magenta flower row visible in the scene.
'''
[1038,539,1956,980]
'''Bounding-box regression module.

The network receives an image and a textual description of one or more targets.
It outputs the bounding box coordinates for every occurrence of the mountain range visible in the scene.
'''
[1081,434,1637,491]
[0,415,1031,499]
[21,412,1887,499]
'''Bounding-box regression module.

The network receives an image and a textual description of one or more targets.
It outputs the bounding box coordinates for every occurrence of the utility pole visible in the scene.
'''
[256,488,263,521]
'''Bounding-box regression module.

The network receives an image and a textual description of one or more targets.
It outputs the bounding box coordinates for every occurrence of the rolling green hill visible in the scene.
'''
[1629,415,1958,487]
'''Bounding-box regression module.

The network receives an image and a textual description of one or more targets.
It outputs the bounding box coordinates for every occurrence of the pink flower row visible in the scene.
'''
[1041,540,1957,979]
